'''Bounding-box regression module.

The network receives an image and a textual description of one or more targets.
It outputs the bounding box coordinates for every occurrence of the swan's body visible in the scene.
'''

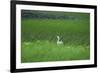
[57,36,63,45]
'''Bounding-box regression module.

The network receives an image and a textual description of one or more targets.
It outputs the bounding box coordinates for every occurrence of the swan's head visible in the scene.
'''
[57,36,60,39]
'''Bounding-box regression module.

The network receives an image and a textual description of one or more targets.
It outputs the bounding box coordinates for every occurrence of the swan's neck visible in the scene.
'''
[57,36,60,41]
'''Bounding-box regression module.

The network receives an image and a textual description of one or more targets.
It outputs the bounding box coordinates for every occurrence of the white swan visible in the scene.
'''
[57,36,63,45]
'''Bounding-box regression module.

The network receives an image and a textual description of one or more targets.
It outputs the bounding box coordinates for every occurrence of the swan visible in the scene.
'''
[57,36,63,45]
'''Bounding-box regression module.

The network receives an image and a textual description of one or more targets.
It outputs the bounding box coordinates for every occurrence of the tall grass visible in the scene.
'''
[21,19,89,45]
[21,41,90,63]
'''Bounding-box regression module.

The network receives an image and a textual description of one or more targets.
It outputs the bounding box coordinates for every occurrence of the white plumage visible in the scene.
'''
[57,36,63,45]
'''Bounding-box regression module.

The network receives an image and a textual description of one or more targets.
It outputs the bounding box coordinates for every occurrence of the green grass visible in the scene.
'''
[21,19,90,44]
[21,11,90,63]
[21,40,90,63]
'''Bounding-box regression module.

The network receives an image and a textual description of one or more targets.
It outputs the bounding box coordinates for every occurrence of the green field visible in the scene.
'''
[21,10,90,63]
